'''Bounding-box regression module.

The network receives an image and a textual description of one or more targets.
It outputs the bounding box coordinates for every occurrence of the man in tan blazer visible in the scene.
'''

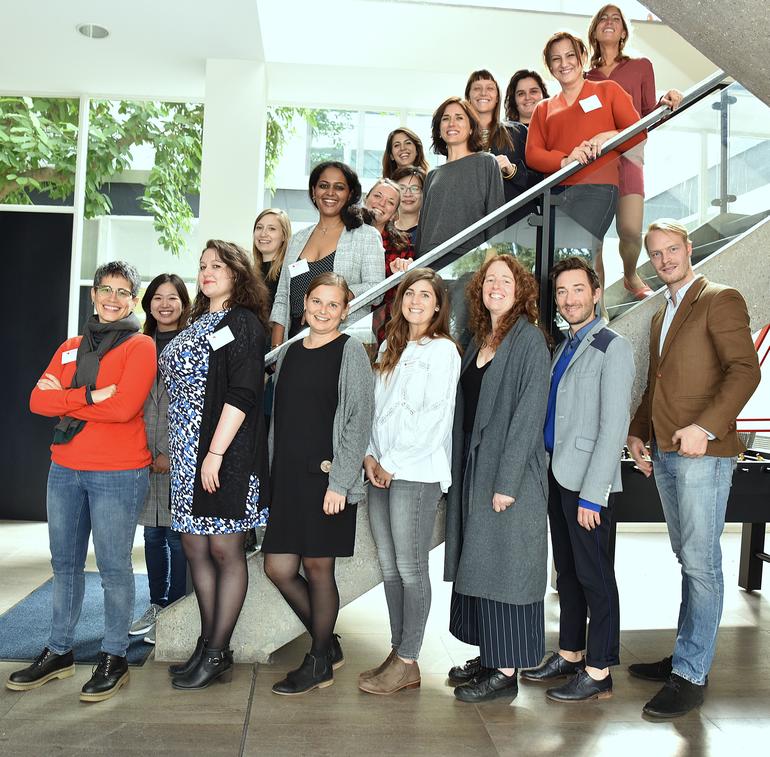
[627,220,760,719]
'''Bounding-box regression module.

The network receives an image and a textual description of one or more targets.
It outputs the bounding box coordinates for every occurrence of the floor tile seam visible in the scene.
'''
[238,663,258,757]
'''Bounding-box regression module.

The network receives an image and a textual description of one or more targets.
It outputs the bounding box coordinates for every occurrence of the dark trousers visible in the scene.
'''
[547,466,620,668]
[144,526,187,607]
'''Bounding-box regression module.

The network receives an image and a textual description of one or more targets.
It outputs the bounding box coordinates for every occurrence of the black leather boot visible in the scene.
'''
[80,652,129,702]
[171,648,233,690]
[272,653,333,696]
[168,636,207,677]
[329,634,344,670]
[6,648,75,691]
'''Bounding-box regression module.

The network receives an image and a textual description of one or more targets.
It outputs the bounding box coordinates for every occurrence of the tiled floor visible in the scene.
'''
[1,521,769,756]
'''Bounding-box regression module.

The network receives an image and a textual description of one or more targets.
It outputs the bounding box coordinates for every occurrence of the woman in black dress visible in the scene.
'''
[263,272,374,695]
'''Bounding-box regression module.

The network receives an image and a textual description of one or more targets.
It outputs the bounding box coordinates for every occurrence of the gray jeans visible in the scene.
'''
[368,479,442,660]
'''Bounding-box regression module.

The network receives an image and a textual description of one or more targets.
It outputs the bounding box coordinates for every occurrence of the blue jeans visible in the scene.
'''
[46,462,149,657]
[368,480,442,660]
[144,526,187,607]
[651,448,736,685]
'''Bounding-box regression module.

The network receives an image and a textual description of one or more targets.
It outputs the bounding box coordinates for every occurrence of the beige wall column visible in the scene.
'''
[198,59,267,251]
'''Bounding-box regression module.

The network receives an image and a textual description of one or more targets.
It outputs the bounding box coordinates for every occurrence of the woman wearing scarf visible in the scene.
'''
[6,261,156,703]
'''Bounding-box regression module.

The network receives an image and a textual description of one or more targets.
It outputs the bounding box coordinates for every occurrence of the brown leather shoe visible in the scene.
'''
[358,649,397,685]
[358,656,420,695]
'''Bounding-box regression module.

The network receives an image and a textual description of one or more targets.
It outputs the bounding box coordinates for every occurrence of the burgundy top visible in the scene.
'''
[586,57,657,118]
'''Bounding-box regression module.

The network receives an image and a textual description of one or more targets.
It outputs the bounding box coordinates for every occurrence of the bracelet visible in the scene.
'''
[208,450,224,456]
[502,164,517,180]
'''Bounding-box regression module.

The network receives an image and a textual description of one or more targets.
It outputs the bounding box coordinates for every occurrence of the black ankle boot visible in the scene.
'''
[168,636,207,677]
[272,653,333,696]
[80,653,129,703]
[171,648,233,690]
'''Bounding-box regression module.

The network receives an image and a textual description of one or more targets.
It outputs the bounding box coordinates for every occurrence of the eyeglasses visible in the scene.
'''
[398,185,423,195]
[94,285,133,300]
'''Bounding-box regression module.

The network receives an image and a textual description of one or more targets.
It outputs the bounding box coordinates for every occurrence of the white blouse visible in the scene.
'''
[367,336,461,492]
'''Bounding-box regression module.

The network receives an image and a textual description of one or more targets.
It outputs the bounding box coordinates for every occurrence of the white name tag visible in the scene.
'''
[61,348,78,365]
[579,95,603,113]
[207,326,235,351]
[289,259,310,277]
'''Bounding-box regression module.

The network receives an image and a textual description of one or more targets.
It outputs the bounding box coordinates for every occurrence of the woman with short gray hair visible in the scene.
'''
[7,261,156,703]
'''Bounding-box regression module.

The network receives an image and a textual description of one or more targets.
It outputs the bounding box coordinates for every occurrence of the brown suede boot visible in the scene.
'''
[358,656,420,695]
[358,649,397,685]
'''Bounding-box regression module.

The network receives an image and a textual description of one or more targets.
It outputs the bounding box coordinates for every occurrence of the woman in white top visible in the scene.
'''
[359,268,461,696]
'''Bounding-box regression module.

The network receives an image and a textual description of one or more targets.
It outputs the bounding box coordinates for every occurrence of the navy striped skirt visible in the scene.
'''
[449,588,545,669]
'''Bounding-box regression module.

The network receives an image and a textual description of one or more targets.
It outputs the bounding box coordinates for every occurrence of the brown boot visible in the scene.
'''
[358,649,397,685]
[359,656,420,695]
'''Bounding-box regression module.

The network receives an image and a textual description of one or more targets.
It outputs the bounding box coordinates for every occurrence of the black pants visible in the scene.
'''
[547,466,620,668]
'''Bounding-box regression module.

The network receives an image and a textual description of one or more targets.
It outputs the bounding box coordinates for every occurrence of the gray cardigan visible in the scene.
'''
[270,223,386,329]
[443,318,551,606]
[269,336,374,502]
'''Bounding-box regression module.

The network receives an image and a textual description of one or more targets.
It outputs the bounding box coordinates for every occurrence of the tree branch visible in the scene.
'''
[0,166,69,202]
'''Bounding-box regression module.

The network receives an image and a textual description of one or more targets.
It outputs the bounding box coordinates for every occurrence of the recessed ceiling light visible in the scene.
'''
[76,23,109,40]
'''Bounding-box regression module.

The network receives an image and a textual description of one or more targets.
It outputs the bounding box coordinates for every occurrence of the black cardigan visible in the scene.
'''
[191,306,269,519]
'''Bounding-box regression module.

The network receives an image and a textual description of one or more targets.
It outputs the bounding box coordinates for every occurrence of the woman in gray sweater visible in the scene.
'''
[263,273,374,696]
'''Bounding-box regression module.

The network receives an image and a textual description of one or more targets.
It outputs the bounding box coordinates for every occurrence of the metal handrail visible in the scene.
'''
[265,69,728,366]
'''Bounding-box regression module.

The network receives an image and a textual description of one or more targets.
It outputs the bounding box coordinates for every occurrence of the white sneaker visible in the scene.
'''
[129,604,161,636]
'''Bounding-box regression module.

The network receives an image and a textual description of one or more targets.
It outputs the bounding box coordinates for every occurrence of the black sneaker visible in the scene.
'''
[447,656,487,686]
[80,653,129,703]
[643,674,705,719]
[628,656,673,682]
[454,668,518,703]
[6,648,75,691]
[272,653,333,696]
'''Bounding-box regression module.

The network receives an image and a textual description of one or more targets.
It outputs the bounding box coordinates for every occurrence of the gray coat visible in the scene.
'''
[270,223,386,329]
[269,336,374,502]
[444,318,550,606]
[138,365,170,528]
[550,320,635,506]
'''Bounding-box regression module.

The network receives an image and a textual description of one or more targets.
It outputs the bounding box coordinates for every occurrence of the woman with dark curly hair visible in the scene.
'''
[270,161,385,346]
[381,128,430,180]
[443,254,550,703]
[160,240,270,690]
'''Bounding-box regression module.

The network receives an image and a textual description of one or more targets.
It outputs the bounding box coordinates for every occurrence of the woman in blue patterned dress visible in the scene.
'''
[160,240,270,690]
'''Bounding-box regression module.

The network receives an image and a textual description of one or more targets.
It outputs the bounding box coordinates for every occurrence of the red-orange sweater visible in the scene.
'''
[525,79,644,186]
[30,334,157,471]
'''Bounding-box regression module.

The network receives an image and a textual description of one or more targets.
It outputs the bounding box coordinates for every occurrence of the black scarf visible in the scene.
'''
[52,313,141,444]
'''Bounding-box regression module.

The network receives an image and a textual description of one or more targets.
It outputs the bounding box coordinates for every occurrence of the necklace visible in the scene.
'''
[318,220,343,236]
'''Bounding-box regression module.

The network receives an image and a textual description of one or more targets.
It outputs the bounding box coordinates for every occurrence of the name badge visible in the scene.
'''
[61,348,78,365]
[579,94,602,113]
[289,259,310,278]
[207,326,235,351]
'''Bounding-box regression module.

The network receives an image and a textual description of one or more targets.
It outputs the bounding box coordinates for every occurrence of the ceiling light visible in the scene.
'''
[76,23,109,40]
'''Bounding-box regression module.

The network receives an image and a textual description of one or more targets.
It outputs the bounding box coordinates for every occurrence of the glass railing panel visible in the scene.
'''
[546,80,770,327]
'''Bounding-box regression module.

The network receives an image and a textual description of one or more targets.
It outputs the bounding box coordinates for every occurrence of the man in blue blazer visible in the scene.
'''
[521,257,634,702]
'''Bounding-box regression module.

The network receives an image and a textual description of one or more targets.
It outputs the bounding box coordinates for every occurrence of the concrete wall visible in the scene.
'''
[643,0,770,106]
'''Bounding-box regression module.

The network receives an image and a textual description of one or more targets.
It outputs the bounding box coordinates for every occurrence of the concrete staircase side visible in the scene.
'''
[612,215,770,412]
[155,497,446,664]
[642,0,770,107]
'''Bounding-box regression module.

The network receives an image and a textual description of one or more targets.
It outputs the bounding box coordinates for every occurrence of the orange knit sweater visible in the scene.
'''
[526,79,644,186]
[30,334,157,470]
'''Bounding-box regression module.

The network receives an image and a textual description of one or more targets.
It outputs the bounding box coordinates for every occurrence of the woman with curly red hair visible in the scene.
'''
[443,254,550,703]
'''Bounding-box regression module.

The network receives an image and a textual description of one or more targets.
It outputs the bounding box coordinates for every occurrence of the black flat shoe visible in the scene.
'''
[329,634,344,671]
[80,653,129,702]
[628,655,672,682]
[6,648,75,691]
[447,656,488,686]
[520,652,585,683]
[168,636,207,677]
[546,670,612,702]
[454,668,518,703]
[272,653,333,696]
[643,674,705,719]
[171,648,233,690]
